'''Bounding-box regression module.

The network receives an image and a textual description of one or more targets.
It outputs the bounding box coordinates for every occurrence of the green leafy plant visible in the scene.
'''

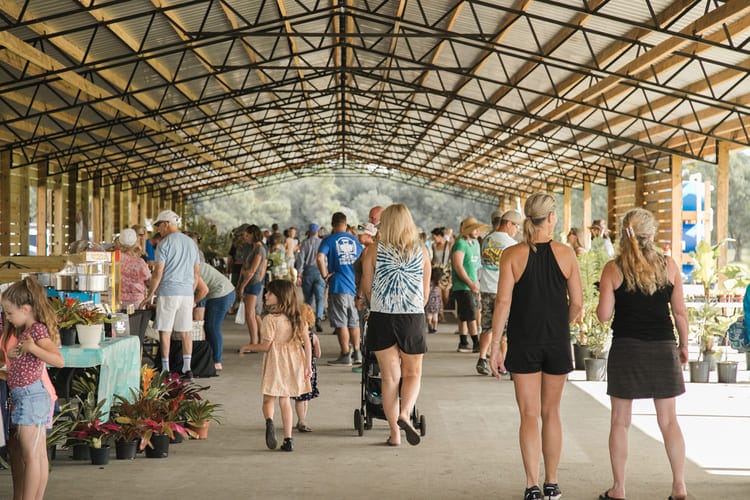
[180,399,223,426]
[70,419,120,448]
[51,297,112,327]
[572,246,611,357]
[46,402,76,450]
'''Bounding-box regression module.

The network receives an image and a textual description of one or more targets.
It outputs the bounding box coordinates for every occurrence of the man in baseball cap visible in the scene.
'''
[141,208,200,380]
[475,210,521,376]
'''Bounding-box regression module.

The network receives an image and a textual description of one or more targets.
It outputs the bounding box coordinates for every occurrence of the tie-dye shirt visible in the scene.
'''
[370,241,424,314]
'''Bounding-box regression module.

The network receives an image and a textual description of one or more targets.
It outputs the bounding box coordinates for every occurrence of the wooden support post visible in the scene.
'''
[563,185,572,236]
[583,181,592,241]
[670,155,683,267]
[18,170,30,254]
[634,166,646,208]
[36,162,48,256]
[717,142,729,266]
[102,183,113,243]
[0,150,11,255]
[52,175,64,255]
[607,171,616,235]
[78,176,90,241]
[92,175,102,243]
[113,180,121,234]
[67,171,77,246]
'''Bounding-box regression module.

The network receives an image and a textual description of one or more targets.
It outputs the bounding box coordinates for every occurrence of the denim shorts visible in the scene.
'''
[10,380,51,427]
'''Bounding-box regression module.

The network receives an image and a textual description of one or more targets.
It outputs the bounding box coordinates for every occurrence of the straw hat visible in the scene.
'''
[460,217,489,236]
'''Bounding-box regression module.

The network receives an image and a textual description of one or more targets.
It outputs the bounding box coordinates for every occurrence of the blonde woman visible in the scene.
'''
[358,203,431,446]
[596,208,688,500]
[489,193,583,500]
[566,227,587,256]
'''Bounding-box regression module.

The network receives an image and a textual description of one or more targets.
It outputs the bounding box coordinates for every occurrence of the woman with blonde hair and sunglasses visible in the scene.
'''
[596,208,688,500]
[489,192,583,500]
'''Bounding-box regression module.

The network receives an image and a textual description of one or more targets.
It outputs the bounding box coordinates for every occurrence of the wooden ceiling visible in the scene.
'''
[1,0,749,203]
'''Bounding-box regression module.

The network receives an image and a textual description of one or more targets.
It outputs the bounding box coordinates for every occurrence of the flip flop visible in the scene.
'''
[384,437,399,447]
[397,418,421,446]
[599,491,625,500]
[296,423,312,432]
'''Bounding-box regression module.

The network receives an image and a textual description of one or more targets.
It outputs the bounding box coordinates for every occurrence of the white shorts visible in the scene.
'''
[154,295,194,333]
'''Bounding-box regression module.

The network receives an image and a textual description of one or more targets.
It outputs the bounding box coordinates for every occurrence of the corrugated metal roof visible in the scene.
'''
[0,0,749,201]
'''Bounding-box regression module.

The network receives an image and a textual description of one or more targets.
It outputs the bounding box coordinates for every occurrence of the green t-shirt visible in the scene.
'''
[451,237,481,291]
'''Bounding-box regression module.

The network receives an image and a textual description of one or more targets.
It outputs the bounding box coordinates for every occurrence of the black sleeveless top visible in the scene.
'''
[507,242,569,346]
[612,266,674,342]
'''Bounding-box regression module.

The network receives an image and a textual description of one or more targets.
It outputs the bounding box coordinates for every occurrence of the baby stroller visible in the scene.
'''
[353,320,426,437]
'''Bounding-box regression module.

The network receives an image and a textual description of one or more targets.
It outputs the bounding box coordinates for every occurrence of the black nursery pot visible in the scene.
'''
[145,434,170,458]
[60,327,77,346]
[115,439,138,460]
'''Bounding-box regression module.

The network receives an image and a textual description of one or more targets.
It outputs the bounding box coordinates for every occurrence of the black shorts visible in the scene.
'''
[453,290,479,322]
[505,342,573,375]
[365,311,427,355]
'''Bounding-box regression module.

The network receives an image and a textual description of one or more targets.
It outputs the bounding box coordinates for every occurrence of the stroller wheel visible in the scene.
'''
[419,414,426,436]
[354,409,364,436]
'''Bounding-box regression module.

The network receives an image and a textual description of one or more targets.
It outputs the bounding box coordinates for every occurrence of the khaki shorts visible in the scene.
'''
[154,295,194,333]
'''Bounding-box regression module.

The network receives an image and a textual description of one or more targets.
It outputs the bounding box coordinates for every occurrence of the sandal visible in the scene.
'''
[296,423,312,433]
[384,437,399,446]
[397,418,421,446]
[599,491,625,500]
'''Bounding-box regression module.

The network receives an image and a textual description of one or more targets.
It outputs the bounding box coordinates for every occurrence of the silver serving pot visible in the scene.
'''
[77,274,109,292]
[24,272,54,287]
[55,274,78,290]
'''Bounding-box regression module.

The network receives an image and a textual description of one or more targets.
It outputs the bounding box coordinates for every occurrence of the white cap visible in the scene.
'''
[155,210,181,227]
[118,228,137,247]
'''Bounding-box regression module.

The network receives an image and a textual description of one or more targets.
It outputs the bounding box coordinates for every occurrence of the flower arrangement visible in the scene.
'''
[51,297,111,328]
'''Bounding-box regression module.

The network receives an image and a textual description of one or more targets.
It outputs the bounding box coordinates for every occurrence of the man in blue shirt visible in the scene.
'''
[317,212,363,366]
[141,209,200,379]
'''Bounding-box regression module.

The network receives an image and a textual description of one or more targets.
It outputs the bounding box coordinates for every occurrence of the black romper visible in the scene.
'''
[505,242,573,375]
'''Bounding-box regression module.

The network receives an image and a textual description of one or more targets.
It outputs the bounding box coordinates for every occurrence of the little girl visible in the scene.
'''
[293,303,320,433]
[243,280,311,452]
[1,277,64,500]
[425,267,443,333]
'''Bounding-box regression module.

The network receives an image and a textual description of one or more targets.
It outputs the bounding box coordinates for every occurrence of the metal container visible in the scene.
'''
[77,274,109,292]
[24,272,54,287]
[55,273,78,290]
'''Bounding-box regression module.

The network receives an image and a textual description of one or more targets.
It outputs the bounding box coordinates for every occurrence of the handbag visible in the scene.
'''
[727,316,749,351]
[234,301,246,325]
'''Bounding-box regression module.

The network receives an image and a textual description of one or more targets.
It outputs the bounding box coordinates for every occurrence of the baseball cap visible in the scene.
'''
[154,210,181,227]
[500,210,522,225]
[308,223,320,233]
[357,222,377,237]
[118,228,137,247]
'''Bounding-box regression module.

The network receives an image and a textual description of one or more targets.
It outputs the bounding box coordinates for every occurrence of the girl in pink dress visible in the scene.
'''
[242,280,312,452]
[1,277,64,500]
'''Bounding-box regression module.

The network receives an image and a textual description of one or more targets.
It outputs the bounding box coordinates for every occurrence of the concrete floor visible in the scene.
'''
[2,318,748,500]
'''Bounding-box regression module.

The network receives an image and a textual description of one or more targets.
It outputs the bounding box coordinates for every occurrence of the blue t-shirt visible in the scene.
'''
[145,239,155,261]
[155,232,200,296]
[318,232,362,295]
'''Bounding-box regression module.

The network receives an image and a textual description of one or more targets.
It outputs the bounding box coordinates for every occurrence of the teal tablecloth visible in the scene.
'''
[60,336,140,420]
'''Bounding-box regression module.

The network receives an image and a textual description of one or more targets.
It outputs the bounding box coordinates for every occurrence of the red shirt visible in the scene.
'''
[120,252,152,306]
[7,322,50,389]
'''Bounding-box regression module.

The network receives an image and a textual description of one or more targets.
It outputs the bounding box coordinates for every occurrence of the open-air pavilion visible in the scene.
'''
[0,2,749,499]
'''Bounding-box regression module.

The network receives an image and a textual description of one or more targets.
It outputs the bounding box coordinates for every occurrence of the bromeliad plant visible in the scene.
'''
[70,419,120,449]
[51,297,112,328]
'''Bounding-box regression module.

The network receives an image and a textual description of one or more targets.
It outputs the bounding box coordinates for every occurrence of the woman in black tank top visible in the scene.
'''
[489,193,583,500]
[596,208,689,500]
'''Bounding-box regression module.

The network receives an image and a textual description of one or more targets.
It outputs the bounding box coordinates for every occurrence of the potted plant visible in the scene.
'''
[69,418,119,465]
[51,297,112,348]
[573,247,610,373]
[67,389,107,461]
[109,395,148,460]
[180,399,223,439]
[46,402,76,462]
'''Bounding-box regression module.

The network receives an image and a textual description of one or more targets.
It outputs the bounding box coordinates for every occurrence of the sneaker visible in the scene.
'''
[279,437,294,452]
[352,350,363,365]
[315,319,323,333]
[328,353,352,366]
[524,486,543,500]
[543,483,562,500]
[457,343,472,353]
[265,418,277,450]
[476,358,490,376]
[472,344,480,353]
[180,370,194,381]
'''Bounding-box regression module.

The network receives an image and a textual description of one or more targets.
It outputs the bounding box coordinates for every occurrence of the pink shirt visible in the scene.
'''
[7,322,50,389]
[120,252,151,306]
